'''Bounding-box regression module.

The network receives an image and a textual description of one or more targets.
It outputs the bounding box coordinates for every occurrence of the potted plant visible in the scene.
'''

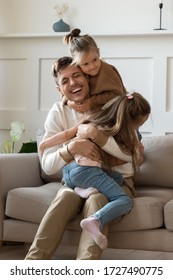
[1,121,37,153]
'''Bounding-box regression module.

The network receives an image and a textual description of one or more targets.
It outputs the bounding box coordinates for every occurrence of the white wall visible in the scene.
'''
[0,0,173,34]
[0,0,173,151]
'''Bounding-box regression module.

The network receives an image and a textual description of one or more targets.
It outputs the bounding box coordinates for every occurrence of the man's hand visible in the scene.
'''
[77,123,98,141]
[138,141,144,154]
[136,141,145,165]
[67,138,102,162]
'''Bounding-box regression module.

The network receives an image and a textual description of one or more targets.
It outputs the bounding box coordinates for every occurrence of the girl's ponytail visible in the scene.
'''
[63,28,81,45]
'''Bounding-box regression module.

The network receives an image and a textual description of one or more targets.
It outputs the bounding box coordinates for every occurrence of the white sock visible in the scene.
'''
[80,217,108,250]
[75,187,99,199]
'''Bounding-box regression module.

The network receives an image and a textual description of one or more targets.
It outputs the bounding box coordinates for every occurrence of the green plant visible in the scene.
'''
[1,121,25,153]
[19,141,37,153]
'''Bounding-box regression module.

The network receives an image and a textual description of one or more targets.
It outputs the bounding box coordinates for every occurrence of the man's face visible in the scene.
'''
[56,65,90,104]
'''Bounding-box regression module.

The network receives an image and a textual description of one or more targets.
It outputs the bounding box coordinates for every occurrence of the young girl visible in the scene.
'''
[63,28,127,113]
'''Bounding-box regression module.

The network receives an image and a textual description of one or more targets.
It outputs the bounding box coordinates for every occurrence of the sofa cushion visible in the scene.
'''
[135,135,173,188]
[66,196,165,232]
[5,184,165,231]
[109,196,165,231]
[164,199,173,231]
[5,183,61,223]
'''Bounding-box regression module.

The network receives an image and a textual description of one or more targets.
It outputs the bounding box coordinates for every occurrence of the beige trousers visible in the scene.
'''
[25,185,108,260]
[25,177,134,260]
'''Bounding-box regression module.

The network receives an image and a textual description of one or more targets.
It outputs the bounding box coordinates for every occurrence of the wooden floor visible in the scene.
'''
[1,243,173,260]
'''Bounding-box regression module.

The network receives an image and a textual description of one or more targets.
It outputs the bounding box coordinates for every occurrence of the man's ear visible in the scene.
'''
[56,85,60,92]
[56,85,63,97]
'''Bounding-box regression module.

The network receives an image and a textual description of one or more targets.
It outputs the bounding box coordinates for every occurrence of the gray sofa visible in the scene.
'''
[1,135,173,254]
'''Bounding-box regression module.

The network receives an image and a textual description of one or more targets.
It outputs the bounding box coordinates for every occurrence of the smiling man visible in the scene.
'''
[25,56,110,260]
[25,56,136,260]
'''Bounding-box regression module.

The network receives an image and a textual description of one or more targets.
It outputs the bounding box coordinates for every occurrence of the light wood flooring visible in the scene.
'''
[1,243,173,260]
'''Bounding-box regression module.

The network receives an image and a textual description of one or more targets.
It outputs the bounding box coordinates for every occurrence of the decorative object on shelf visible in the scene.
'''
[53,19,70,32]
[154,0,166,30]
[53,2,70,32]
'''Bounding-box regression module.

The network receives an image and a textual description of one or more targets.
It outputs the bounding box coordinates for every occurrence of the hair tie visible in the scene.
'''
[126,89,135,99]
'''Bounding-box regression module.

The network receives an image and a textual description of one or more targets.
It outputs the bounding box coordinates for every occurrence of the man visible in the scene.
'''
[25,56,133,260]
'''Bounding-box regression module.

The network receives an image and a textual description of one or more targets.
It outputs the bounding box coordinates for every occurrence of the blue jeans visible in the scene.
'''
[63,162,132,229]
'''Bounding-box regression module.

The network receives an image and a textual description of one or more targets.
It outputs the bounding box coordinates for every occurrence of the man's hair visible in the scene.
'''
[51,56,73,78]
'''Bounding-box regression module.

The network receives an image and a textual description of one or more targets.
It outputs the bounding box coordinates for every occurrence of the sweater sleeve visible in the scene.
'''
[41,103,80,175]
[102,137,132,162]
[93,130,132,162]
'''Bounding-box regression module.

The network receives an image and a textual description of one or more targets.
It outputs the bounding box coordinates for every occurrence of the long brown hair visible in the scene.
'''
[87,92,151,159]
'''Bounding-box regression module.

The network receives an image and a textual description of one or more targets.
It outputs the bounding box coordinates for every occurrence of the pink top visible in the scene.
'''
[74,154,101,168]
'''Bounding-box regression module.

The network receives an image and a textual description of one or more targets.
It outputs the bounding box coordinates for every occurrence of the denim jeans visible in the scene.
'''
[63,162,132,229]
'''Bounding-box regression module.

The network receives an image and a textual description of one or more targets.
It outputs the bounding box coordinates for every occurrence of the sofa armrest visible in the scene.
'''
[0,153,44,240]
[0,153,44,194]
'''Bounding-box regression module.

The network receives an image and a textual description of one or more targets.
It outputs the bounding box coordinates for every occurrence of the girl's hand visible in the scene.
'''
[67,100,80,111]
[67,100,91,114]
[76,98,92,113]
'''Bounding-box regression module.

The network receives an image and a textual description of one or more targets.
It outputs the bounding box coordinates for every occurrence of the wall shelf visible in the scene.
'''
[0,30,173,39]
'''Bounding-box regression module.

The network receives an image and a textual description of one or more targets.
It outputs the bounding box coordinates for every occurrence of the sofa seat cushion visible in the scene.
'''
[164,199,173,231]
[5,183,61,223]
[5,186,165,232]
[66,196,165,232]
[109,196,165,231]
